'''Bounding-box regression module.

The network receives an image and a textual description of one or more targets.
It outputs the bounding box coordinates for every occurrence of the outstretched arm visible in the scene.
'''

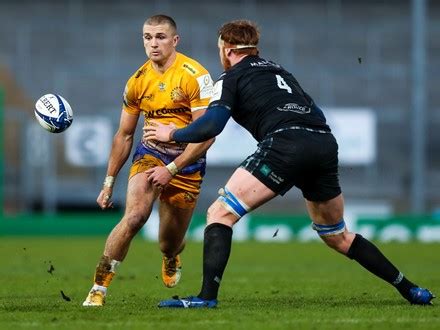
[97,110,139,209]
[144,104,231,143]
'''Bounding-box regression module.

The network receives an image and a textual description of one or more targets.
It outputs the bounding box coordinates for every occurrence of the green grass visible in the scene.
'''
[0,237,439,329]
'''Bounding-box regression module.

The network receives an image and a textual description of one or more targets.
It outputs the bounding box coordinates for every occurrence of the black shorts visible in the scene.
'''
[240,128,341,201]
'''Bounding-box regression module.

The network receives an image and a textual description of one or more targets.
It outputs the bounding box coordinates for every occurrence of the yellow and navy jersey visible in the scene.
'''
[123,52,213,157]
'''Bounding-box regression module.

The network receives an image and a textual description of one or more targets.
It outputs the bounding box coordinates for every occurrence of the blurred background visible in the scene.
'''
[1,0,439,241]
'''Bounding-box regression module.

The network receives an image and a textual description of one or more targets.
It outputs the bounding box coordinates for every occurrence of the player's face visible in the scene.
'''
[142,23,179,64]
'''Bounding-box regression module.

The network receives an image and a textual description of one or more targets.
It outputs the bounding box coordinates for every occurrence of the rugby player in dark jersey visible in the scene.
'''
[145,20,434,308]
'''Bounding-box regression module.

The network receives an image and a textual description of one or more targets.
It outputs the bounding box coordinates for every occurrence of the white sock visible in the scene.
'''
[92,284,107,294]
[110,260,121,272]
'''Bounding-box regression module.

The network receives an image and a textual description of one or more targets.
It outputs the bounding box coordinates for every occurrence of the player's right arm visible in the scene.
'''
[98,73,142,209]
[97,109,139,210]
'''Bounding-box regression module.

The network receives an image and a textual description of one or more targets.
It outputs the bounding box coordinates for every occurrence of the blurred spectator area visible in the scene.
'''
[1,0,440,214]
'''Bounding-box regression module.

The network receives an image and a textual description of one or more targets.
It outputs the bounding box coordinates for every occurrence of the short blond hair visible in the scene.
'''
[144,14,177,34]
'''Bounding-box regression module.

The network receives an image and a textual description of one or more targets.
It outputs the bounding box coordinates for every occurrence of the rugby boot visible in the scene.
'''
[82,289,106,307]
[162,255,182,288]
[158,296,217,308]
[407,287,435,305]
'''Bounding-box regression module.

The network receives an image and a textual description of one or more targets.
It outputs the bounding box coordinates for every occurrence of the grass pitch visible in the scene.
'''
[0,237,438,329]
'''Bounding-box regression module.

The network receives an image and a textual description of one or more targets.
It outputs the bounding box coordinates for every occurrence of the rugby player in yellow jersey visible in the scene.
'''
[83,14,214,307]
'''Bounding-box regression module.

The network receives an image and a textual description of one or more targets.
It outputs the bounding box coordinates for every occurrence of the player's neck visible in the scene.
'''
[151,52,177,74]
[229,54,250,67]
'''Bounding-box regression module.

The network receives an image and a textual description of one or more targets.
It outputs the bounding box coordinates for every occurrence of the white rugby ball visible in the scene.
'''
[34,94,73,133]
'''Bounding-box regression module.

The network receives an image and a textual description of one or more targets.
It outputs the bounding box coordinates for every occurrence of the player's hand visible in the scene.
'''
[143,120,176,142]
[145,166,173,188]
[97,187,114,210]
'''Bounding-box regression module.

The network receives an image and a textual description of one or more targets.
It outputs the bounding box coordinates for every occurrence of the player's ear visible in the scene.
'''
[173,34,180,46]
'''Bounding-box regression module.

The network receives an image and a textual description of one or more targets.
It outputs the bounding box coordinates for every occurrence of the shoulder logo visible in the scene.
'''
[182,62,199,75]
[196,74,214,99]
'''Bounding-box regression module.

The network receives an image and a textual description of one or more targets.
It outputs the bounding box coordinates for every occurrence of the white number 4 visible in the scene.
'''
[276,74,292,94]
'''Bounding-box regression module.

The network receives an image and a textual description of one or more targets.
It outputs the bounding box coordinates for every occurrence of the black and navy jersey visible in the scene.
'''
[209,55,330,142]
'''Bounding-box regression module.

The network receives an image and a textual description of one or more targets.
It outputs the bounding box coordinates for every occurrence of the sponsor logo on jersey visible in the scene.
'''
[277,103,311,114]
[140,93,154,102]
[250,60,280,68]
[182,62,199,75]
[143,107,190,118]
[197,74,214,99]
[159,82,166,91]
[171,87,188,103]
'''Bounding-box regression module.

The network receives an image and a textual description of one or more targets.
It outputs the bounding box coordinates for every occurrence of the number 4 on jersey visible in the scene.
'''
[276,74,292,94]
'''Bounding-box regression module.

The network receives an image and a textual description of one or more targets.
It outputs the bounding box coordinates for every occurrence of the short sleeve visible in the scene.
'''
[187,71,214,112]
[122,75,140,115]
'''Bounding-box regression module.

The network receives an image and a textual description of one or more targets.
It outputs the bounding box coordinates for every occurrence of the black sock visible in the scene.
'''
[197,223,233,300]
[347,234,416,299]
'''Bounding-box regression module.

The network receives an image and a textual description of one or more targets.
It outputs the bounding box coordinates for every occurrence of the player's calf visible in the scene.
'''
[83,255,120,307]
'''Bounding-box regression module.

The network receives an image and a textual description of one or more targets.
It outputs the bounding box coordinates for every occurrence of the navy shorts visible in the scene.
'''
[240,128,341,201]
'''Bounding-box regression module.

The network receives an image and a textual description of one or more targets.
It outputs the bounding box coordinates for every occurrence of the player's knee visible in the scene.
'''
[217,187,249,218]
[123,212,147,234]
[206,187,249,226]
[321,232,355,254]
[321,235,344,253]
[159,238,185,256]
[312,219,351,254]
[207,201,229,226]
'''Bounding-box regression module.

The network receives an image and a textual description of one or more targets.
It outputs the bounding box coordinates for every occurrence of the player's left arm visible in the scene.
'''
[146,68,215,186]
[170,68,216,170]
[172,108,215,171]
[144,104,231,143]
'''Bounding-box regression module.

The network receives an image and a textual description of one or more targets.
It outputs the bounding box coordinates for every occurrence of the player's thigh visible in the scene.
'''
[158,201,194,241]
[207,167,277,226]
[125,172,159,217]
[157,173,201,238]
[125,153,164,215]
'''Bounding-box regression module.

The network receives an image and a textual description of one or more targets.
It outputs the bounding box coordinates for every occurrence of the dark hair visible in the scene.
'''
[144,14,177,34]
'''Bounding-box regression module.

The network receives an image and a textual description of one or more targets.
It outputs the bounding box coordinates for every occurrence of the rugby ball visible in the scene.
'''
[34,94,73,133]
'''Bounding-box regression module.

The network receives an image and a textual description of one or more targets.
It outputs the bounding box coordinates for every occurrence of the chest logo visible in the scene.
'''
[159,82,166,92]
[171,87,188,103]
[140,94,154,102]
